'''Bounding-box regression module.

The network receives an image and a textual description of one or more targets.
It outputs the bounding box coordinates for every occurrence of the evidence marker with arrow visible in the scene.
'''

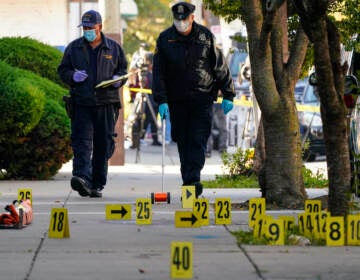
[106,204,132,220]
[181,186,195,209]
[175,211,200,228]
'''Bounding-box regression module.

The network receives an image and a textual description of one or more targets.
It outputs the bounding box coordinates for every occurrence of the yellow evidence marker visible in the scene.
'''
[279,216,295,232]
[48,208,70,238]
[18,188,32,205]
[105,204,132,220]
[347,214,360,245]
[136,198,152,225]
[193,198,209,226]
[175,211,199,228]
[305,199,322,213]
[265,218,285,245]
[248,198,266,229]
[253,215,265,239]
[298,212,314,237]
[170,241,193,279]
[326,216,345,246]
[181,186,196,209]
[319,211,329,239]
[214,198,231,225]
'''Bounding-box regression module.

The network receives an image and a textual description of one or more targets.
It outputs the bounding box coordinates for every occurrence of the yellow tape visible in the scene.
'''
[296,104,320,113]
[217,97,319,112]
[124,87,319,113]
[125,86,152,94]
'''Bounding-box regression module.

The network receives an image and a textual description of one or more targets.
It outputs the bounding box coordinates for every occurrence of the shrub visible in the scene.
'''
[1,99,71,179]
[221,148,255,177]
[0,37,65,87]
[0,61,71,179]
[0,62,45,141]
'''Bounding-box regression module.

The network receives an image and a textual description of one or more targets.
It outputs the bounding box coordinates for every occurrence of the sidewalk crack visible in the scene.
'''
[23,189,72,280]
[223,225,266,280]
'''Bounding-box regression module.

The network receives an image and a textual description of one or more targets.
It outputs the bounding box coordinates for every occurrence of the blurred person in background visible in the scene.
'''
[206,100,228,158]
[128,44,161,148]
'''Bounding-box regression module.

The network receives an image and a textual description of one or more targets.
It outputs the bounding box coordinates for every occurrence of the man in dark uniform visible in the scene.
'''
[58,10,128,198]
[152,2,235,197]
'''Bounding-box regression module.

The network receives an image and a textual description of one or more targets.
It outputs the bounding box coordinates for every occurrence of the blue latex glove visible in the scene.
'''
[73,70,88,82]
[159,103,169,119]
[221,99,233,115]
[112,75,122,88]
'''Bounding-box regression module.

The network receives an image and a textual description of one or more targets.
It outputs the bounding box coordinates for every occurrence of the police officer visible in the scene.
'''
[58,10,128,198]
[152,2,235,197]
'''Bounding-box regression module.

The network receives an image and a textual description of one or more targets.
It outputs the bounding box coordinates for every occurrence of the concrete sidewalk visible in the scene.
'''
[0,142,359,280]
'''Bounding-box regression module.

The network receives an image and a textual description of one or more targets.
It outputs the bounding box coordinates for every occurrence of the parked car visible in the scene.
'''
[307,70,360,193]
[296,78,326,161]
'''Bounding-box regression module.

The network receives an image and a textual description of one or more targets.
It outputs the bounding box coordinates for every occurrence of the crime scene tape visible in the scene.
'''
[124,87,320,113]
[125,86,152,94]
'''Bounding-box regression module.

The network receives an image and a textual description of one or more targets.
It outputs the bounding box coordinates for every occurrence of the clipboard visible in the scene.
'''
[95,71,138,88]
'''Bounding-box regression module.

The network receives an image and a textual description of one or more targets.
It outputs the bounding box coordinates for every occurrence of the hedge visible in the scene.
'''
[0,37,65,87]
[0,99,71,179]
[0,62,45,141]
[0,40,72,179]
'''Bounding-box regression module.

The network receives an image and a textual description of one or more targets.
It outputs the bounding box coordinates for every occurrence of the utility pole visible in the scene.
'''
[78,0,83,37]
[102,0,125,165]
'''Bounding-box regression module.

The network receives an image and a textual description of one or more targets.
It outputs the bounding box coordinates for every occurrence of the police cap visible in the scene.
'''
[172,2,195,20]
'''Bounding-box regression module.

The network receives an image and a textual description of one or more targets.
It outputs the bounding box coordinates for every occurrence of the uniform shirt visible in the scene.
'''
[58,33,128,107]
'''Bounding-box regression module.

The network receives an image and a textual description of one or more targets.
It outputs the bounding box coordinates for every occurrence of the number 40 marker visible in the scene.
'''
[170,241,192,279]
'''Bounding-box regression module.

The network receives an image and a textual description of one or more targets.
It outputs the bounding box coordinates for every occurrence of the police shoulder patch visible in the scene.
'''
[199,33,206,41]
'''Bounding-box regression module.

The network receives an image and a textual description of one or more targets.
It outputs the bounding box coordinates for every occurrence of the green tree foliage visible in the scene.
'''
[204,0,359,76]
[332,0,360,52]
[123,0,172,60]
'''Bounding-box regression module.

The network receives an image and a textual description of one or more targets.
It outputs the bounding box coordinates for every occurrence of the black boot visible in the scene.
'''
[71,176,91,197]
[194,182,203,198]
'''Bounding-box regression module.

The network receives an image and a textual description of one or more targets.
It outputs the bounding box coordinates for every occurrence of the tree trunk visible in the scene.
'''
[262,95,306,207]
[311,22,350,216]
[243,0,308,207]
[253,118,266,196]
[295,1,351,216]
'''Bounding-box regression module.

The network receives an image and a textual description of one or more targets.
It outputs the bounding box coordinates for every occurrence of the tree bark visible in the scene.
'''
[295,1,351,216]
[243,0,308,208]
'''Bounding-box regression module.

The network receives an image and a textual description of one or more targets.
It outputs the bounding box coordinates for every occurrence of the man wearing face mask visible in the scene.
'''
[152,2,235,197]
[58,10,128,198]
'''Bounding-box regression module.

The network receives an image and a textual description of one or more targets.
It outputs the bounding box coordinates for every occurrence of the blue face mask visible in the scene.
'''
[83,29,96,42]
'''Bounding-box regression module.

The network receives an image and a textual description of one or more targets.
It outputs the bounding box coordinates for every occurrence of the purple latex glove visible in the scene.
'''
[73,70,88,82]
[112,75,121,88]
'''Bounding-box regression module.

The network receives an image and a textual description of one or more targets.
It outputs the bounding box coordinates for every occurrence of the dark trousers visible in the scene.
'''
[144,98,159,142]
[168,100,213,185]
[71,104,119,190]
[206,103,228,153]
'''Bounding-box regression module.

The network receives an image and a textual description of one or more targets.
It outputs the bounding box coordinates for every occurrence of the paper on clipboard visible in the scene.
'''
[95,71,137,89]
